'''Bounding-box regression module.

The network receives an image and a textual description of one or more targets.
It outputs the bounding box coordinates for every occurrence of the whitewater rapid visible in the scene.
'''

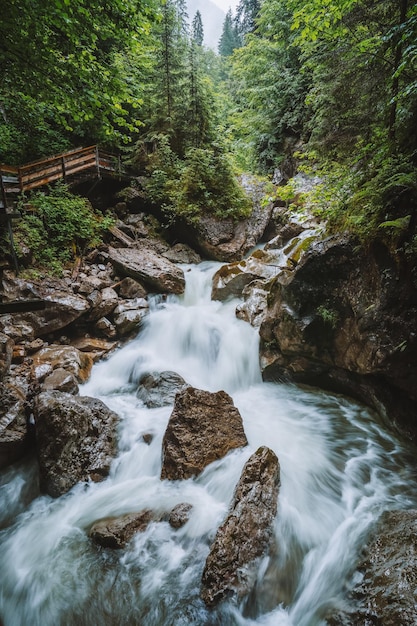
[1,261,416,626]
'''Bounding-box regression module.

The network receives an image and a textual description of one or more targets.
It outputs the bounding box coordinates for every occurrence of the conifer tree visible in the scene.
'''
[219,9,240,56]
[192,11,204,47]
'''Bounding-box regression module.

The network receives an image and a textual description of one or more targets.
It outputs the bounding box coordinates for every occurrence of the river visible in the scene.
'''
[1,261,416,625]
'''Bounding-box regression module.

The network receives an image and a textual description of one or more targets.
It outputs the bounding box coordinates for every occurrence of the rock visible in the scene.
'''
[26,338,44,353]
[161,387,248,481]
[32,345,93,383]
[117,277,147,299]
[1,275,89,336]
[0,382,31,469]
[88,287,119,322]
[95,317,117,339]
[12,344,26,364]
[326,510,417,626]
[259,237,417,441]
[169,503,193,529]
[162,243,201,265]
[236,280,270,327]
[89,510,158,549]
[201,446,280,607]
[113,309,148,336]
[78,275,110,295]
[34,391,119,497]
[137,371,189,408]
[108,246,185,294]
[71,337,117,361]
[0,332,13,379]
[42,368,79,394]
[212,249,284,302]
[169,178,273,262]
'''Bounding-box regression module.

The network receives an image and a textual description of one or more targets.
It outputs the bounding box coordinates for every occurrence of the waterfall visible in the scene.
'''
[1,261,416,626]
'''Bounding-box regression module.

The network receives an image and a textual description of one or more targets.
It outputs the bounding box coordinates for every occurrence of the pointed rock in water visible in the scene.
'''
[137,371,189,408]
[161,387,248,480]
[169,503,193,529]
[108,246,185,294]
[201,446,280,608]
[34,391,119,497]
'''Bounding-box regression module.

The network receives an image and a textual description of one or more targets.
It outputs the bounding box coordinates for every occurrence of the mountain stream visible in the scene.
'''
[1,261,417,625]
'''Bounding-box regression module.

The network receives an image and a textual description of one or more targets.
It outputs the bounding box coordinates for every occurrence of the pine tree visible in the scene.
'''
[218,9,240,56]
[192,11,204,46]
[234,0,261,40]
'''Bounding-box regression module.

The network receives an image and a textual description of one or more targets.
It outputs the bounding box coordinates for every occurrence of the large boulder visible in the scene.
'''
[201,446,280,607]
[327,510,417,626]
[171,178,273,262]
[34,391,119,497]
[108,246,185,294]
[161,387,248,480]
[1,273,89,336]
[137,371,189,408]
[259,237,417,441]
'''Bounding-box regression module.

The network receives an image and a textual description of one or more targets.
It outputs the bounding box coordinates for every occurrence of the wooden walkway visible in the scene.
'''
[0,145,125,212]
[0,145,126,272]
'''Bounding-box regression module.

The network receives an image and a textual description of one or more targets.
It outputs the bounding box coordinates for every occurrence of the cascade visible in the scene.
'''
[1,261,416,625]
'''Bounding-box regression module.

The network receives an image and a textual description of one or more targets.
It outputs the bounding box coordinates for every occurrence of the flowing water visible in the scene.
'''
[1,261,417,626]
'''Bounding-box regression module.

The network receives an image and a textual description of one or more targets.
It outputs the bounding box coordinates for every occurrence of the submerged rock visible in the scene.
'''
[201,446,280,607]
[34,391,119,497]
[169,503,193,529]
[161,387,248,480]
[137,371,189,408]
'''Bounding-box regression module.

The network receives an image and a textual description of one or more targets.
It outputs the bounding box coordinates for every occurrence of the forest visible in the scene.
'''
[1,0,416,260]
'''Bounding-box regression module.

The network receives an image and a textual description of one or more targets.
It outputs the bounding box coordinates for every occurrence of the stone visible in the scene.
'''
[0,381,31,469]
[34,391,119,497]
[169,503,193,529]
[236,280,270,327]
[113,309,148,336]
[201,446,280,607]
[211,249,282,302]
[88,286,119,322]
[89,510,158,549]
[118,277,147,299]
[137,371,189,408]
[161,387,248,481]
[259,237,417,441]
[95,317,117,339]
[108,246,185,294]
[32,345,93,383]
[162,243,201,265]
[42,368,79,394]
[0,332,13,379]
[326,510,417,626]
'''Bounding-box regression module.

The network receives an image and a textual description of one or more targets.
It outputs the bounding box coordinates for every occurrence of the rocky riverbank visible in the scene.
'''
[1,179,417,620]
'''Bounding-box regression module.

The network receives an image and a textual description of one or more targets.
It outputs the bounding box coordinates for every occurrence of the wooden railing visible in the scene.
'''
[0,145,124,209]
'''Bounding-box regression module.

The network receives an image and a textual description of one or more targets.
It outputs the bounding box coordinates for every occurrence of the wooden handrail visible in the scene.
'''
[0,145,125,201]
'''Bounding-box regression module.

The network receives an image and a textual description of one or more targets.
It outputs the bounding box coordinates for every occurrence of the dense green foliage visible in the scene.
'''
[223,0,417,242]
[15,184,114,273]
[0,0,157,162]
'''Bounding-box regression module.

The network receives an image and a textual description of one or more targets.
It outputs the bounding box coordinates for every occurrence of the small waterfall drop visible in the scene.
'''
[1,261,417,626]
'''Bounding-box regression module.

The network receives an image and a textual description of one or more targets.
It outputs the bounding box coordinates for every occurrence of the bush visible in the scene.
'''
[143,137,251,223]
[16,183,114,273]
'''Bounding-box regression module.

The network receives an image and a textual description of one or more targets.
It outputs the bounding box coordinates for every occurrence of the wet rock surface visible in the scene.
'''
[259,237,417,441]
[108,246,185,294]
[161,387,248,480]
[34,391,119,497]
[0,381,30,469]
[89,510,158,549]
[327,510,417,626]
[201,446,280,607]
[137,371,189,408]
